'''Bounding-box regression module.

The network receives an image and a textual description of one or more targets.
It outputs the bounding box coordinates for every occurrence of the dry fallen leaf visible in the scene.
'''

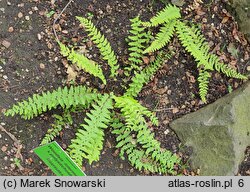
[172,108,179,114]
[227,43,238,58]
[221,17,229,24]
[66,65,77,82]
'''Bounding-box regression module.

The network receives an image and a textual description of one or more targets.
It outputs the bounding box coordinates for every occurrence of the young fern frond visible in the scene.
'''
[41,111,73,145]
[59,42,106,84]
[67,94,113,166]
[125,53,169,97]
[175,21,213,70]
[197,70,210,102]
[76,16,119,77]
[144,21,176,53]
[113,97,179,173]
[175,20,246,101]
[144,5,181,27]
[127,16,152,71]
[175,21,247,78]
[4,86,99,120]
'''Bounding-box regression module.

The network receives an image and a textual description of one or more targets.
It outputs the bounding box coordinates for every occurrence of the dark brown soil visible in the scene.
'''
[0,0,249,176]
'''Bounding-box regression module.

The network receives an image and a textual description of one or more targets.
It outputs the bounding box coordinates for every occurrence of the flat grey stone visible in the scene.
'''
[228,0,250,42]
[170,81,250,175]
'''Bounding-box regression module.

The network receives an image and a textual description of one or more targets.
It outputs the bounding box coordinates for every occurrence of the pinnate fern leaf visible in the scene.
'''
[114,96,158,127]
[112,98,179,173]
[68,94,113,166]
[197,70,210,102]
[125,53,169,97]
[175,20,246,101]
[144,5,181,27]
[175,21,247,79]
[59,42,106,84]
[41,111,73,145]
[5,86,98,120]
[76,16,119,77]
[127,16,151,70]
[144,21,176,53]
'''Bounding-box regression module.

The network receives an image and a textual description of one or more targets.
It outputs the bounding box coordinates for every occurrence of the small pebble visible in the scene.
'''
[164,129,170,135]
[3,75,8,79]
[39,63,45,69]
[37,33,42,40]
[25,16,30,21]
[8,27,14,33]
[18,12,23,18]
[1,146,7,152]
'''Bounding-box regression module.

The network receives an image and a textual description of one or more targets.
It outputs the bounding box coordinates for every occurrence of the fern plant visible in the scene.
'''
[143,7,247,102]
[4,4,247,175]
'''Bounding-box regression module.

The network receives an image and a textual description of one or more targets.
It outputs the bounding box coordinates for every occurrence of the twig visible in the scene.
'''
[153,108,175,112]
[53,0,74,42]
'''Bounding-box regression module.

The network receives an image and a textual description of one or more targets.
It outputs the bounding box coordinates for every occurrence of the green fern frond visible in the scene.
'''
[175,21,247,79]
[175,21,213,70]
[197,70,210,102]
[68,94,113,166]
[41,111,73,145]
[127,16,152,70]
[5,86,99,120]
[214,60,247,79]
[76,16,119,77]
[59,42,106,84]
[114,96,158,126]
[144,5,181,27]
[175,21,246,101]
[125,53,169,97]
[144,21,176,53]
[112,100,179,174]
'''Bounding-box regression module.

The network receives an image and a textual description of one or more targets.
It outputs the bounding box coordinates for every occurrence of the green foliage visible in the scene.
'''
[125,53,169,97]
[68,94,113,165]
[143,8,246,102]
[197,70,211,102]
[76,16,119,77]
[144,21,176,53]
[7,3,247,175]
[127,16,151,71]
[144,4,181,27]
[4,86,98,120]
[59,42,106,84]
[112,96,179,174]
[174,20,246,101]
[41,111,73,145]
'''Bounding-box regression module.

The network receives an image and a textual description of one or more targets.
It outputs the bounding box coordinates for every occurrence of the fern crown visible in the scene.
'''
[5,4,247,175]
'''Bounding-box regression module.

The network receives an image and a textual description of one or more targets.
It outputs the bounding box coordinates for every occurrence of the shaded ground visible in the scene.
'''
[0,0,249,175]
